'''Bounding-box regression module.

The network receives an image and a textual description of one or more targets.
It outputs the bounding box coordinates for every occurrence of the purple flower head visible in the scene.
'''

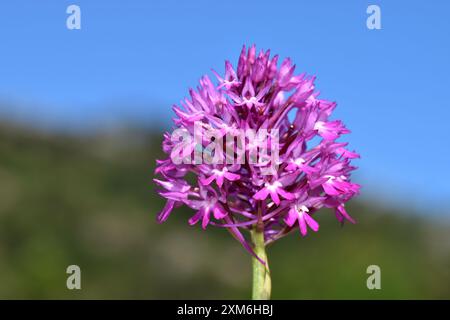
[154,45,360,260]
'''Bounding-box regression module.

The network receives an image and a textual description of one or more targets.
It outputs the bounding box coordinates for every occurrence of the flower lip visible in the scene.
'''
[212,168,227,176]
[296,204,309,214]
[265,181,282,191]
[314,121,325,131]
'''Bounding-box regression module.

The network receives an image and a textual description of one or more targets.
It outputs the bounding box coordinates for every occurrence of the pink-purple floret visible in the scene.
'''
[154,45,360,257]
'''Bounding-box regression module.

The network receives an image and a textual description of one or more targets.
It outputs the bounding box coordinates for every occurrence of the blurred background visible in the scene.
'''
[0,0,449,299]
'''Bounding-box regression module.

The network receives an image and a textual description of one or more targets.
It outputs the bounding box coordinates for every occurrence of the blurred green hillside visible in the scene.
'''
[0,123,448,299]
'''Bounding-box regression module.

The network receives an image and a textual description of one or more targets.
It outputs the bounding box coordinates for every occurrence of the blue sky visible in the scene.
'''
[0,0,449,213]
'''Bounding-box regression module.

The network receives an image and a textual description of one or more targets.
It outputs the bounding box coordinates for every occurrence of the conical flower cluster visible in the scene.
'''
[155,45,360,257]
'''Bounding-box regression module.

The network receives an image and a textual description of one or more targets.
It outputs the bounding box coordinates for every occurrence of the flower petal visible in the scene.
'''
[284,208,298,227]
[253,188,269,201]
[224,172,241,181]
[323,182,340,196]
[199,175,216,186]
[337,205,356,224]
[277,188,295,200]
[298,213,308,236]
[201,209,210,229]
[157,200,175,223]
[303,212,319,232]
[213,204,227,219]
[269,190,281,205]
[188,209,203,226]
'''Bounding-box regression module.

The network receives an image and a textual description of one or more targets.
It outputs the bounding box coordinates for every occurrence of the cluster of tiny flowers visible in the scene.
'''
[154,45,360,257]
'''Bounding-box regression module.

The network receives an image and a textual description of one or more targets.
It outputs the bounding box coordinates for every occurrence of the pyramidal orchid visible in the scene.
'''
[154,45,360,299]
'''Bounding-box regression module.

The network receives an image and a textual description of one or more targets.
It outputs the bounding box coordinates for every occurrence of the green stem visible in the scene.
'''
[251,227,271,300]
